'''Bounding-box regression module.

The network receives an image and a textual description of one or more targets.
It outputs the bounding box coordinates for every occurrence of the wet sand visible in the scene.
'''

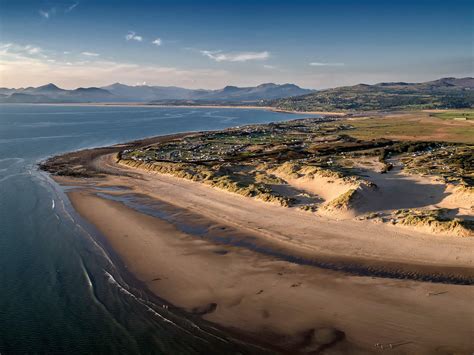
[66,188,474,354]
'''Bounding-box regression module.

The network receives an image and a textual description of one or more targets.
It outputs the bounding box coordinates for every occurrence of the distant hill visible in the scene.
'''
[269,77,474,112]
[188,83,313,102]
[2,78,472,109]
[0,83,116,103]
[0,82,313,104]
[104,82,313,102]
[101,83,197,101]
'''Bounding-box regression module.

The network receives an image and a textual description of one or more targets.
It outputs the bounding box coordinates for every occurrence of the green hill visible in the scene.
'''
[269,77,474,112]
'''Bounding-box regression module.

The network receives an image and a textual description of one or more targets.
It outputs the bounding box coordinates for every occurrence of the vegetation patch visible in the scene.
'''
[400,145,473,186]
[430,110,474,121]
[393,209,473,237]
[323,189,359,211]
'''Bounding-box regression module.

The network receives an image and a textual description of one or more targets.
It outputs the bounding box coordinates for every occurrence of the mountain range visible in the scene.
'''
[0,83,313,104]
[1,78,472,111]
[270,77,474,111]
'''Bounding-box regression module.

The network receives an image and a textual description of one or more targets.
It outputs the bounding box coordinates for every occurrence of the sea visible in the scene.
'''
[0,104,311,354]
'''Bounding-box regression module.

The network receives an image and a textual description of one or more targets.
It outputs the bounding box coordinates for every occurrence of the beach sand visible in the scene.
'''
[53,150,474,353]
[67,189,474,353]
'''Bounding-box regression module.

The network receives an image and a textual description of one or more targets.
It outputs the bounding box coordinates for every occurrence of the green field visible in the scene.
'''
[344,112,474,144]
[430,110,474,121]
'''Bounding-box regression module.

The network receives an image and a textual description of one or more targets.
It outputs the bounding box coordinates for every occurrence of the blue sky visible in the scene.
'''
[0,0,472,89]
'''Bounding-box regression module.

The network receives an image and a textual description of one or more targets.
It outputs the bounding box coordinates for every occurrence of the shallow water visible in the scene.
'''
[0,104,311,354]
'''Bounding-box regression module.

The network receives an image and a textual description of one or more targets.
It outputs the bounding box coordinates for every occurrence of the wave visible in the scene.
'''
[33,170,117,267]
[0,158,26,172]
[80,258,94,290]
[0,172,29,184]
[17,121,107,128]
[0,134,90,144]
[0,157,25,164]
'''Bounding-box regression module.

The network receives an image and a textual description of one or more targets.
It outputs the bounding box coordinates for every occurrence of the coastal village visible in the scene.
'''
[120,117,472,186]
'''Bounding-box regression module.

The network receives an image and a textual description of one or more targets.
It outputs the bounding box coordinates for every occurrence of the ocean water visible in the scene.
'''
[0,104,311,354]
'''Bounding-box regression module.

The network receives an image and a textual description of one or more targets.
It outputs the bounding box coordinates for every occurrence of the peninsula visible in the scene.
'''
[41,109,474,353]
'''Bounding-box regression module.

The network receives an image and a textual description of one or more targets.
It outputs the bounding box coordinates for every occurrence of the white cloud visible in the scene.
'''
[125,31,143,42]
[0,42,230,89]
[81,51,99,57]
[201,50,269,62]
[263,64,276,69]
[66,2,79,13]
[309,62,345,66]
[152,38,162,46]
[39,10,49,19]
[39,8,55,19]
[3,44,43,56]
[26,46,41,55]
[0,43,12,51]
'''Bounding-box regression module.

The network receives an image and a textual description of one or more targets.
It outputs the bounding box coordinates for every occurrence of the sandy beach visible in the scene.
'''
[48,145,474,353]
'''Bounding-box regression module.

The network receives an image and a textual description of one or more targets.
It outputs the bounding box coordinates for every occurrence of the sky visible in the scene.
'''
[0,0,472,89]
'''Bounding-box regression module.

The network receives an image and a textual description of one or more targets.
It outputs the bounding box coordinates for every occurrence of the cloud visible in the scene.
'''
[309,62,345,66]
[81,51,99,57]
[125,31,143,42]
[0,42,231,89]
[40,3,77,18]
[25,45,41,55]
[65,2,79,13]
[263,64,276,69]
[39,8,56,19]
[201,50,269,62]
[2,43,43,56]
[39,10,49,19]
[152,38,162,46]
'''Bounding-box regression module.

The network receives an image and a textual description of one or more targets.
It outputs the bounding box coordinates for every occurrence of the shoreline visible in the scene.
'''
[41,118,474,353]
[48,176,278,353]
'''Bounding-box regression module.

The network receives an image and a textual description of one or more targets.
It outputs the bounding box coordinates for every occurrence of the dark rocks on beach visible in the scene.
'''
[302,327,345,353]
[191,302,218,315]
[313,327,344,345]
